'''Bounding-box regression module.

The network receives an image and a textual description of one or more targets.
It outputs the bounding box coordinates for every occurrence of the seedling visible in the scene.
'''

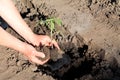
[39,18,62,40]
[37,17,64,54]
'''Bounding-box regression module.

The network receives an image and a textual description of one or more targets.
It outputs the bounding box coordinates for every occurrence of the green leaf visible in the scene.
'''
[50,21,55,31]
[45,21,50,27]
[39,20,45,25]
[46,18,54,22]
[54,18,62,26]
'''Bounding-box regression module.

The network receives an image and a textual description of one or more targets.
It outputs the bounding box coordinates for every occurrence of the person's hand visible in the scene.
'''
[33,35,60,50]
[23,43,49,65]
[23,34,60,65]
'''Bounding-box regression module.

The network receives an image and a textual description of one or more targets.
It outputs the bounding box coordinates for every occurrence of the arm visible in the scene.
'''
[0,0,60,64]
[0,0,60,49]
[0,27,26,53]
[0,0,35,44]
[0,27,47,64]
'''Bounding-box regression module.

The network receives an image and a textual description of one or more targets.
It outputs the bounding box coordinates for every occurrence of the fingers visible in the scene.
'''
[43,37,60,49]
[24,43,49,65]
[40,36,52,46]
[43,40,60,50]
[35,51,45,58]
[31,56,48,65]
[52,40,60,50]
[44,41,52,46]
[38,35,60,50]
[31,51,48,65]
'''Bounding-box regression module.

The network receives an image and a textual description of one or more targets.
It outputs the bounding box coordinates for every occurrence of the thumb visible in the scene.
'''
[35,51,45,58]
[52,40,60,50]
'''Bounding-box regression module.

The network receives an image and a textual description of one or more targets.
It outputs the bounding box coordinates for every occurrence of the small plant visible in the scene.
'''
[39,18,62,40]
[37,17,64,54]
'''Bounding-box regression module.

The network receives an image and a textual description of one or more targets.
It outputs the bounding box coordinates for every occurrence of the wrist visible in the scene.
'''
[28,33,39,46]
[19,42,28,54]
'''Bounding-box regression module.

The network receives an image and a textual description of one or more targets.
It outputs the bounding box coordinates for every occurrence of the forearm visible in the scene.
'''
[0,0,36,44]
[0,27,26,53]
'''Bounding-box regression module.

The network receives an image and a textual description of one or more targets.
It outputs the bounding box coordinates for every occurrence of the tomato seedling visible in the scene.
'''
[39,18,62,40]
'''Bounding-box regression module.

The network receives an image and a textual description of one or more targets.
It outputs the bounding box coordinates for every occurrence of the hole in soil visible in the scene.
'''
[34,41,105,80]
[28,12,120,80]
[61,58,94,80]
[30,14,107,80]
[34,42,108,80]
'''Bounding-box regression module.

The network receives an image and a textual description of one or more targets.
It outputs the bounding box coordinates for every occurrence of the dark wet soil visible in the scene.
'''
[32,16,119,80]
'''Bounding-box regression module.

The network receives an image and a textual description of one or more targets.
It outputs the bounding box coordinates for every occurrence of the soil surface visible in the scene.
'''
[0,0,120,80]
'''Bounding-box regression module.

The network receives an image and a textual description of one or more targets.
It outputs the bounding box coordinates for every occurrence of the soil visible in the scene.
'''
[0,0,120,80]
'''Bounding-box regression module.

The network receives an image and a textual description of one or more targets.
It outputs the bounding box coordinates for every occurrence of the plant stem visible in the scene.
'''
[50,28,52,40]
[50,21,53,40]
[50,27,54,49]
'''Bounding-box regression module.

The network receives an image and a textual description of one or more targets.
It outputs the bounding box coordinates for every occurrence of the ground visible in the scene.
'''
[0,0,120,80]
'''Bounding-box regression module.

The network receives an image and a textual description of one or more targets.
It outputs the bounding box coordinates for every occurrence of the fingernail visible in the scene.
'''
[41,53,45,58]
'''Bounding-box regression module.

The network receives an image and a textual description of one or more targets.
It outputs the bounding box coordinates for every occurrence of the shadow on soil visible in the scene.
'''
[20,10,120,80]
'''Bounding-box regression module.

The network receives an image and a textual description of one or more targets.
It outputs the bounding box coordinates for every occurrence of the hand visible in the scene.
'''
[23,43,49,65]
[34,35,60,50]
